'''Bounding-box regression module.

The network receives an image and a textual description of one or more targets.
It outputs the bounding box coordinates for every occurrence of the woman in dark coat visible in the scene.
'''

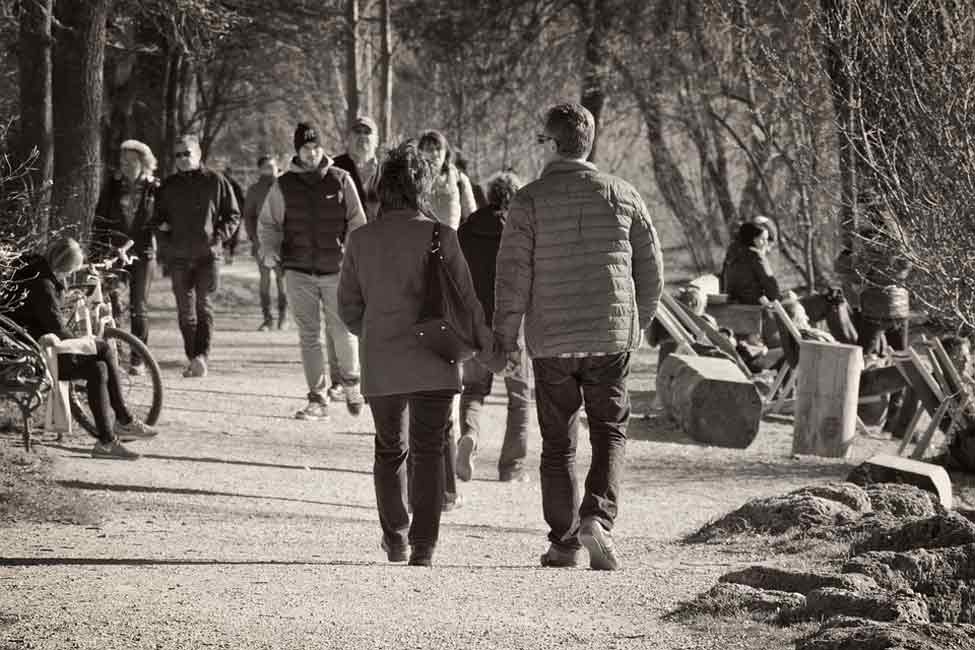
[338,140,504,566]
[724,221,781,305]
[91,139,160,373]
[8,238,157,459]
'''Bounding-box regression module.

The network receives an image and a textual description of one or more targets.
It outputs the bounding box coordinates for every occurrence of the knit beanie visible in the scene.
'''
[294,122,321,153]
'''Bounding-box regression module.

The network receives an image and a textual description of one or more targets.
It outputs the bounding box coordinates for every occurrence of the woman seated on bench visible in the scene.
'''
[8,237,156,460]
[725,222,780,306]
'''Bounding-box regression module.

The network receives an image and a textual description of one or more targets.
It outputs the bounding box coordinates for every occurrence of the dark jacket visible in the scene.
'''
[333,153,380,220]
[6,255,73,342]
[243,176,275,245]
[493,159,664,357]
[92,174,160,260]
[337,209,501,397]
[457,205,505,325]
[152,167,241,261]
[257,156,366,275]
[725,248,780,305]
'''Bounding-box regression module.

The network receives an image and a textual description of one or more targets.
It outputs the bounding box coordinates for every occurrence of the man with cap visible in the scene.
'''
[333,116,381,221]
[152,133,240,378]
[258,122,368,420]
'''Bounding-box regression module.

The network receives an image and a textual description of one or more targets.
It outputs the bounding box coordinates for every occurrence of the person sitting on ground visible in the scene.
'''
[724,221,781,305]
[7,238,157,459]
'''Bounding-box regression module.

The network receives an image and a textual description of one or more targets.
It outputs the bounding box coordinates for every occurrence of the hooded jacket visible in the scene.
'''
[258,155,366,275]
[457,204,506,325]
[6,255,74,342]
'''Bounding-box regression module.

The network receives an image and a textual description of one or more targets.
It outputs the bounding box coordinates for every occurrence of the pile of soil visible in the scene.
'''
[680,480,975,649]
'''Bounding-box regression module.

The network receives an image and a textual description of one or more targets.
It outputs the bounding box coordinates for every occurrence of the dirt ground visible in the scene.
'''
[0,261,966,650]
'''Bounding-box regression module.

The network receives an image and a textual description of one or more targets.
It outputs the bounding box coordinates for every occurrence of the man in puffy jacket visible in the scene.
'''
[493,103,664,571]
[259,122,367,420]
[153,134,240,378]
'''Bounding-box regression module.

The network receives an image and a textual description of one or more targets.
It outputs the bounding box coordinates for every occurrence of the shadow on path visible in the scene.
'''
[47,446,373,476]
[56,479,374,510]
[0,556,545,570]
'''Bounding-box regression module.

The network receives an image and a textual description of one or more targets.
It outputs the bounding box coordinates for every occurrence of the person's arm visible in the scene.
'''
[213,174,241,245]
[341,173,367,234]
[493,192,534,352]
[458,172,477,222]
[337,232,364,336]
[148,180,171,232]
[257,181,285,267]
[33,279,73,341]
[755,253,781,302]
[628,191,665,332]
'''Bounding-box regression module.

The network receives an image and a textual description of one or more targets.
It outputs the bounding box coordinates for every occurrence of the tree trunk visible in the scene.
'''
[345,0,360,131]
[379,0,392,143]
[103,17,140,176]
[580,0,611,163]
[17,0,54,240]
[51,0,111,238]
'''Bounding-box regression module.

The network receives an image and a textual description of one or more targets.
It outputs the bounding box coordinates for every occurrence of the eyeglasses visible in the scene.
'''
[174,151,193,159]
[535,134,555,145]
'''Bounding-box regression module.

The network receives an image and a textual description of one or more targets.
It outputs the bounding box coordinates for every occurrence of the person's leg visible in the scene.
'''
[325,327,342,392]
[58,354,114,444]
[883,317,910,432]
[442,414,458,503]
[275,265,289,328]
[285,270,328,404]
[406,390,453,563]
[578,353,631,529]
[533,357,584,552]
[858,317,886,356]
[128,257,154,347]
[93,339,134,424]
[192,255,218,360]
[457,360,492,481]
[257,253,273,327]
[168,258,196,361]
[499,373,532,480]
[320,274,360,386]
[369,394,410,559]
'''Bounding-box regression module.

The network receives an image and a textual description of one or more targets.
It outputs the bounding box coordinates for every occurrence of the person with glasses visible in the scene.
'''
[493,103,664,571]
[333,116,382,222]
[151,134,241,378]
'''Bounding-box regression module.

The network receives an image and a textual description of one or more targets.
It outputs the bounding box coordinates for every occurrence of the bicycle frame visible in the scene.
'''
[66,242,135,339]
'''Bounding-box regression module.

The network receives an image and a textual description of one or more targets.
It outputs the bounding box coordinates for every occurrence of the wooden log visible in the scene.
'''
[657,353,762,448]
[793,340,864,458]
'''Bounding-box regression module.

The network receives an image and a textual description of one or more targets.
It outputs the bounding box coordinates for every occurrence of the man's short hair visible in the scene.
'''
[544,103,595,159]
[486,172,523,211]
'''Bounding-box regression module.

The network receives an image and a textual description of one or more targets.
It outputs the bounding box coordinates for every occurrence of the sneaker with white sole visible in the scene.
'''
[327,384,346,402]
[91,440,140,460]
[115,418,158,442]
[455,434,476,482]
[579,518,621,571]
[295,400,328,420]
[344,383,364,416]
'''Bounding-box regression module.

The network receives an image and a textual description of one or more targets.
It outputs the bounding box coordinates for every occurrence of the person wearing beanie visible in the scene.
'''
[151,133,241,378]
[258,121,367,421]
[91,139,160,374]
[724,220,780,305]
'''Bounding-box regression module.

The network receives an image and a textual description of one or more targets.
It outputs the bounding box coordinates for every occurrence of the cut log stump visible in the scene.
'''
[657,354,762,448]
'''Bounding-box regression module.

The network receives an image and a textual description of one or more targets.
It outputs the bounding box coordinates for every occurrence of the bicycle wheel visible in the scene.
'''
[68,328,163,436]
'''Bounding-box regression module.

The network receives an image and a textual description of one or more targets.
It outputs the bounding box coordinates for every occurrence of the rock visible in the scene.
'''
[845,543,975,593]
[790,482,873,514]
[720,565,879,595]
[688,494,860,542]
[851,512,975,555]
[656,354,762,448]
[866,483,942,518]
[797,621,975,650]
[689,582,806,619]
[848,455,953,509]
[915,581,975,623]
[798,587,929,624]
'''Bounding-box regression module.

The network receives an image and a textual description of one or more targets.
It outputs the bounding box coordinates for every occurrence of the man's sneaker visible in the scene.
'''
[540,544,579,568]
[345,383,364,416]
[257,319,274,332]
[327,384,346,402]
[277,314,290,331]
[91,440,140,460]
[295,400,329,420]
[455,434,476,482]
[499,468,531,483]
[442,492,463,512]
[579,518,621,571]
[183,356,207,378]
[381,538,407,563]
[115,418,158,442]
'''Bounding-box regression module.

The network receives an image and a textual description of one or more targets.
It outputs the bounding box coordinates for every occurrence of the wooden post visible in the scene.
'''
[793,340,864,458]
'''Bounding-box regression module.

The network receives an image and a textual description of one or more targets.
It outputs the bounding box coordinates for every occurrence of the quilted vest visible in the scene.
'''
[279,167,348,275]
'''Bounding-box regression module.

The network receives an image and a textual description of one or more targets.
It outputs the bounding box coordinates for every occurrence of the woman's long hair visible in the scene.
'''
[418,130,452,175]
[377,139,437,214]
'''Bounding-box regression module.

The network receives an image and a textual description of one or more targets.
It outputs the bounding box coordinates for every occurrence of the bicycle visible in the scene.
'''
[62,243,163,436]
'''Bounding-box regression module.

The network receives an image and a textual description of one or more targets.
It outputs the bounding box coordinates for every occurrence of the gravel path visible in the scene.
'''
[0,265,910,649]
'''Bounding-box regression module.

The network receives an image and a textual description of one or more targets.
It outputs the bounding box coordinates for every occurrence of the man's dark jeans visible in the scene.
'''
[460,359,531,476]
[369,390,454,552]
[58,339,133,444]
[170,255,218,360]
[533,353,630,551]
[129,257,154,346]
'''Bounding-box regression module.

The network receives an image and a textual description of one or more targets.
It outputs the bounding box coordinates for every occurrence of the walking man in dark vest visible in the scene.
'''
[258,122,367,419]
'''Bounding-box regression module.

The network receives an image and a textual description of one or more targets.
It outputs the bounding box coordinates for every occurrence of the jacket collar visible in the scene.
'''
[540,158,598,178]
[290,154,334,179]
[25,254,63,290]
